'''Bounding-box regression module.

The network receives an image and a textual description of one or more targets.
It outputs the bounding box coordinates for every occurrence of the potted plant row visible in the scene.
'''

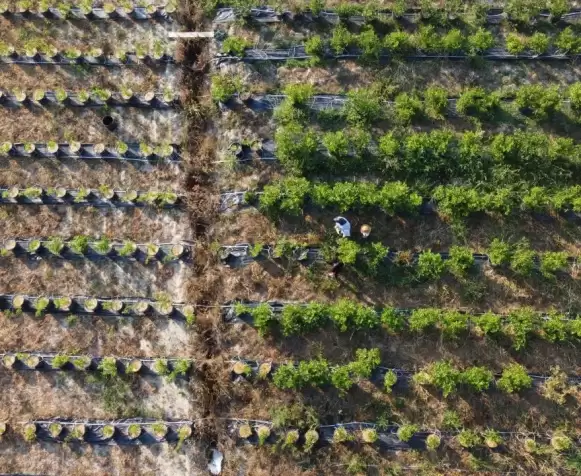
[0,1,176,19]
[1,293,195,321]
[0,45,174,65]
[0,187,180,207]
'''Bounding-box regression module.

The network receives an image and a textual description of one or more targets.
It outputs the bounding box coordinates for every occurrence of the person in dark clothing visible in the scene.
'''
[328,261,344,278]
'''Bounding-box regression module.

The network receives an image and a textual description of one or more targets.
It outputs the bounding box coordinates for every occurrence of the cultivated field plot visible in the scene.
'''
[7,0,581,476]
[207,0,581,474]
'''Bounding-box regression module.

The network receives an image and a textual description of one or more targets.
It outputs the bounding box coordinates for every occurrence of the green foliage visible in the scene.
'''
[515,84,561,118]
[461,366,493,392]
[397,424,419,442]
[506,33,526,54]
[273,358,330,389]
[409,308,441,332]
[283,83,314,106]
[539,251,568,278]
[424,85,448,119]
[442,28,465,51]
[380,308,406,333]
[344,87,383,125]
[210,74,240,103]
[541,313,568,343]
[305,35,324,57]
[457,429,482,448]
[221,36,250,56]
[510,240,535,276]
[417,251,446,280]
[497,363,533,393]
[384,31,413,54]
[473,312,502,336]
[98,357,118,378]
[447,246,474,277]
[442,410,462,429]
[280,303,328,336]
[456,87,499,118]
[251,303,273,337]
[426,433,441,450]
[259,177,310,217]
[440,311,469,338]
[506,308,539,350]
[357,27,382,59]
[330,24,353,54]
[528,32,550,54]
[568,83,581,110]
[384,369,398,393]
[333,426,354,443]
[275,123,318,173]
[331,365,354,392]
[336,238,361,265]
[304,429,319,452]
[555,27,581,53]
[466,28,494,54]
[425,361,461,397]
[488,238,511,266]
[322,131,350,158]
[348,348,381,378]
[394,93,423,124]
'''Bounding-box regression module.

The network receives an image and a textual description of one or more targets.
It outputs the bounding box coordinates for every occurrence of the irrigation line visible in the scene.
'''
[215,46,580,63]
[1,6,175,21]
[0,53,175,67]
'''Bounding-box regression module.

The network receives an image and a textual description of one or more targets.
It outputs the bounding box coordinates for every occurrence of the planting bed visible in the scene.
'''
[8,0,581,475]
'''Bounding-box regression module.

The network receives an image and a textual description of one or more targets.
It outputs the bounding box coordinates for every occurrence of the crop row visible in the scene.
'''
[0,44,174,65]
[1,1,177,19]
[236,129,581,188]
[0,186,180,207]
[213,2,579,25]
[0,142,179,161]
[230,419,577,454]
[1,352,191,380]
[232,350,579,398]
[230,299,580,350]
[0,293,196,320]
[0,89,176,108]
[219,26,581,61]
[0,417,574,451]
[221,239,576,279]
[11,418,193,445]
[1,237,191,263]
[223,82,581,124]
[244,178,581,221]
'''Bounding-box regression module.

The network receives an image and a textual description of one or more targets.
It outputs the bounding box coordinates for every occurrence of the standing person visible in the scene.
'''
[333,216,351,238]
[360,224,371,239]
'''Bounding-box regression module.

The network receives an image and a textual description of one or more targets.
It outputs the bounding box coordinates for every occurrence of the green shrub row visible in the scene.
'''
[274,82,581,124]
[270,351,563,398]
[235,299,581,350]
[222,26,581,59]
[213,0,574,26]
[249,177,581,220]
[273,122,581,187]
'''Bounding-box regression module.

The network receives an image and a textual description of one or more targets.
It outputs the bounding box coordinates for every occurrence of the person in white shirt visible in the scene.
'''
[333,216,351,238]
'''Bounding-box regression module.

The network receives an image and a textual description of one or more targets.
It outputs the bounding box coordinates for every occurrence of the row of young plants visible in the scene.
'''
[0,293,196,323]
[232,419,579,454]
[0,141,178,161]
[221,25,581,59]
[1,352,191,380]
[269,126,581,187]
[232,349,579,400]
[0,237,190,263]
[251,81,581,123]
[0,43,174,64]
[1,0,177,18]
[249,177,581,221]
[226,238,575,281]
[232,299,581,349]
[0,88,176,107]
[0,186,180,207]
[17,419,192,445]
[213,0,577,26]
